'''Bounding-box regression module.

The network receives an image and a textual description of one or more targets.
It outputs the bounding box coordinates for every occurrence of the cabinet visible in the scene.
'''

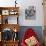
[0,7,19,24]
[0,7,20,46]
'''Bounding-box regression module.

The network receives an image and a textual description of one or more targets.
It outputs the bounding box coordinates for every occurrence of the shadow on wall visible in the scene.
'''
[18,26,44,44]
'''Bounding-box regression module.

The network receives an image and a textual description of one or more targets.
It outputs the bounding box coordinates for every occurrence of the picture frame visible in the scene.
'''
[25,6,36,20]
[9,10,18,15]
[2,10,9,15]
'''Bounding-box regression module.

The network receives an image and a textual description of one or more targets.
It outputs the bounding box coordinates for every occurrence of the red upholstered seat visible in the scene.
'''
[21,28,41,46]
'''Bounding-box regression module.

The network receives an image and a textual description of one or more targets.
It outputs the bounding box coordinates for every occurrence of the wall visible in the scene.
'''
[0,0,44,44]
[18,0,44,26]
[0,0,44,26]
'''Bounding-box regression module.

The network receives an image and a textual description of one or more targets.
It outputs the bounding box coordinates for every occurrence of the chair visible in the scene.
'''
[21,28,41,46]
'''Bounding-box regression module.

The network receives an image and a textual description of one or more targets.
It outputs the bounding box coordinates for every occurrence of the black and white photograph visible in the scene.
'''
[25,6,36,20]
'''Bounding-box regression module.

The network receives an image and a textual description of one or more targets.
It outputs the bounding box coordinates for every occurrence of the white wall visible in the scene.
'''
[0,0,44,26]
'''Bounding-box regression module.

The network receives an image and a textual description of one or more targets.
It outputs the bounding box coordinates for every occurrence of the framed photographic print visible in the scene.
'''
[9,10,15,15]
[25,6,36,20]
[9,10,18,15]
[2,10,9,15]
